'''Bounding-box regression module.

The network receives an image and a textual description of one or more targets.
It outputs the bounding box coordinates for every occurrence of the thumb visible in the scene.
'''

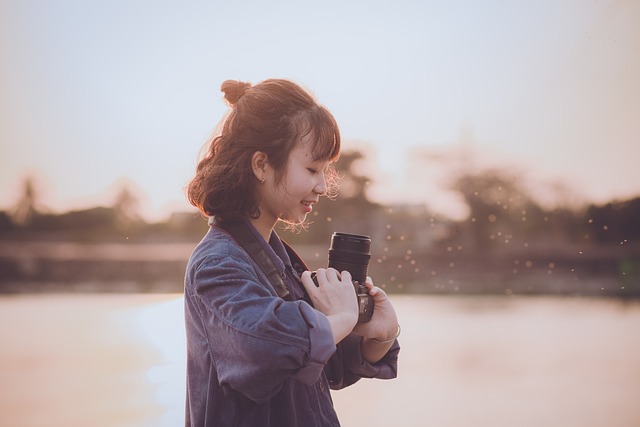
[300,271,317,294]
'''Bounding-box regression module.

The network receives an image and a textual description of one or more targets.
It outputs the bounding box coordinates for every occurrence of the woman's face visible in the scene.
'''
[258,137,330,227]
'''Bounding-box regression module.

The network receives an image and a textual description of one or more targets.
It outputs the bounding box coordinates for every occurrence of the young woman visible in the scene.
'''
[184,79,400,426]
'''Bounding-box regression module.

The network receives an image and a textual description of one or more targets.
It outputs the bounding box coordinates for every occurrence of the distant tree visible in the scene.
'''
[113,184,141,223]
[333,150,372,203]
[12,176,40,226]
[586,197,640,244]
[322,150,382,235]
[0,211,15,232]
[29,207,117,231]
[450,168,548,250]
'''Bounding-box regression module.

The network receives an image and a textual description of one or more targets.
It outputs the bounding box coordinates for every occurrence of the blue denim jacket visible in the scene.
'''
[184,220,399,426]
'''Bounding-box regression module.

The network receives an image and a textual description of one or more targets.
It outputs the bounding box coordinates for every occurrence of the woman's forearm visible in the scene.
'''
[326,313,358,345]
[361,337,396,363]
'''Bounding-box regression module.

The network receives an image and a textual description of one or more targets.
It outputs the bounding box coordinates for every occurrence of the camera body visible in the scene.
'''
[315,232,375,323]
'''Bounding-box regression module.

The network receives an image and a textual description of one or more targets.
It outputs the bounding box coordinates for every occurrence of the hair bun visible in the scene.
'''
[221,80,252,106]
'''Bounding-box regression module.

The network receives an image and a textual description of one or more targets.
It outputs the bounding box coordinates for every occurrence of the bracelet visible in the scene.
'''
[371,324,401,344]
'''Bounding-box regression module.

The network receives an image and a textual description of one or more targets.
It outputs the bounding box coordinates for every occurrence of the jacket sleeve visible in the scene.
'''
[189,241,336,403]
[325,333,400,390]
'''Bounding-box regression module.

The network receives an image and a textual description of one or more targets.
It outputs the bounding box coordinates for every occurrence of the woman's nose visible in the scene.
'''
[314,172,327,195]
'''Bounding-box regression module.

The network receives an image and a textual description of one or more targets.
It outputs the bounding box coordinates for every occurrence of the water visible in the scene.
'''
[0,294,638,427]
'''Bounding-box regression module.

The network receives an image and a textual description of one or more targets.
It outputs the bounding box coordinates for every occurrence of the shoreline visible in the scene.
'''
[0,240,637,297]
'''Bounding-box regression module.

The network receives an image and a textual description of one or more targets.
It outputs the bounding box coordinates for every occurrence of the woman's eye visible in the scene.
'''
[307,168,318,174]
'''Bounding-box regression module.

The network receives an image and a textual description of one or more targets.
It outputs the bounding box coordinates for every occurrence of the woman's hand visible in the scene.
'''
[301,268,358,344]
[352,277,400,364]
[352,277,399,341]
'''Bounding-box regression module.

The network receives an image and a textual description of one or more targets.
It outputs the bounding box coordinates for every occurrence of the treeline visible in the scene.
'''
[1,150,639,295]
[4,151,639,248]
[0,178,207,243]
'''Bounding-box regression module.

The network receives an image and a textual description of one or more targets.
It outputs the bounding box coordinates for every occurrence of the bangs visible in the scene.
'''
[297,106,341,162]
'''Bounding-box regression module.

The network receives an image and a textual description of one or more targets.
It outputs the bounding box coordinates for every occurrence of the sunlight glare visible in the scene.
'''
[122,295,186,426]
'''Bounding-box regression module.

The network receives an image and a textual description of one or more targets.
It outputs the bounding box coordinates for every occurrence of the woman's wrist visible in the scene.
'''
[327,312,358,345]
[371,324,401,344]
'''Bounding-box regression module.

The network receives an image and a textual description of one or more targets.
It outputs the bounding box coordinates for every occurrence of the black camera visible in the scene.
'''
[314,232,374,323]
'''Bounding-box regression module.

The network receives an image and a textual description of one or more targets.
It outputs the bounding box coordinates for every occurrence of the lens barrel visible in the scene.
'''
[328,233,371,283]
[327,232,374,322]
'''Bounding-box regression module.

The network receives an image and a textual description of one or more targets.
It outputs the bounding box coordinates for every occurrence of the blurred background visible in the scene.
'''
[1,1,639,426]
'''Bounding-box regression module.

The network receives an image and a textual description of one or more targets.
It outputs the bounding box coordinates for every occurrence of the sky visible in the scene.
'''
[1,0,639,220]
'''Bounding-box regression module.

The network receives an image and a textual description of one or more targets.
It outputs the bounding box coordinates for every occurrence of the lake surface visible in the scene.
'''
[0,293,638,427]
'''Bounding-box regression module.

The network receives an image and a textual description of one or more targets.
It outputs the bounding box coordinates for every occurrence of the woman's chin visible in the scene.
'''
[279,213,308,226]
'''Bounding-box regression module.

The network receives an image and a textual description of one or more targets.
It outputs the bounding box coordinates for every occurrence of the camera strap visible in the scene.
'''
[211,218,292,301]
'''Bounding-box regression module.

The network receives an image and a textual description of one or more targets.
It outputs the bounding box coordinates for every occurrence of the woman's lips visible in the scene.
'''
[301,201,314,213]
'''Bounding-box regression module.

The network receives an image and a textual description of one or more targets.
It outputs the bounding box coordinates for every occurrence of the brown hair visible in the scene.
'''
[187,79,341,220]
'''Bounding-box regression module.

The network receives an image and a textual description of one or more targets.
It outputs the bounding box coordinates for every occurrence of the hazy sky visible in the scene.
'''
[1,0,639,220]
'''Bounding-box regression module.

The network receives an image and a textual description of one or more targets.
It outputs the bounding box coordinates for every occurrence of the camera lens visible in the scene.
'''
[328,232,371,283]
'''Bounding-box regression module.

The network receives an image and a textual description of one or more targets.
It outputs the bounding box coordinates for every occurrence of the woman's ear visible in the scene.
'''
[251,151,269,183]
